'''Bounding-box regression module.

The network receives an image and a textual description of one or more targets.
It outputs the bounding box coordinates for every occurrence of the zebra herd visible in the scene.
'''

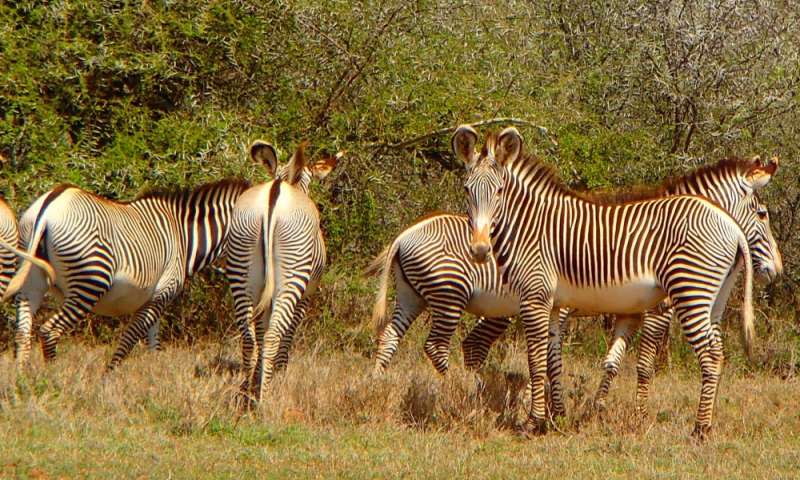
[0,125,784,438]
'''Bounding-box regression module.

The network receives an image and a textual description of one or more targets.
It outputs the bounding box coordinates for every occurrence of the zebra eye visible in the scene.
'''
[756,210,768,220]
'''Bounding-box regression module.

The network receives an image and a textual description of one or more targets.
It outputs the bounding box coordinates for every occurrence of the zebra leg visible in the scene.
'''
[462,317,512,370]
[107,295,171,371]
[593,313,642,412]
[250,278,309,401]
[635,307,673,417]
[274,297,310,372]
[673,298,723,438]
[423,298,468,375]
[231,292,257,387]
[38,254,113,361]
[147,319,161,351]
[14,293,45,368]
[547,308,570,418]
[374,279,426,374]
[519,292,555,435]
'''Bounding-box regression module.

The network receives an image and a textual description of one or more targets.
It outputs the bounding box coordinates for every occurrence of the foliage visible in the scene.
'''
[0,0,798,353]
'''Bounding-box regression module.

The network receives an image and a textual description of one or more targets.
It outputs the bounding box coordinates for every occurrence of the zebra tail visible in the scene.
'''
[738,231,755,362]
[253,214,277,320]
[1,218,54,302]
[369,241,399,338]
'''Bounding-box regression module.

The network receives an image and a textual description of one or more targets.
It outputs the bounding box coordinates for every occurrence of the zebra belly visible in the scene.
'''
[554,277,665,315]
[466,290,520,318]
[94,275,155,316]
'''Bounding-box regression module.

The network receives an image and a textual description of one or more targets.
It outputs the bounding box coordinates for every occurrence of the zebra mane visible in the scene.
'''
[130,178,251,203]
[509,152,756,206]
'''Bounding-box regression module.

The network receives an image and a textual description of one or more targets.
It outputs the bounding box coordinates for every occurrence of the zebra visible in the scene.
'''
[225,140,338,402]
[0,198,20,298]
[463,159,782,414]
[369,158,780,417]
[1,179,250,370]
[455,124,777,437]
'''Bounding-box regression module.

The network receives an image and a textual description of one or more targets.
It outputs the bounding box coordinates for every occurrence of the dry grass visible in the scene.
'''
[1,336,799,479]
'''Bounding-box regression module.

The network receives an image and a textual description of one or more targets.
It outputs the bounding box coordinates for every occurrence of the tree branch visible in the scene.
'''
[371,118,557,151]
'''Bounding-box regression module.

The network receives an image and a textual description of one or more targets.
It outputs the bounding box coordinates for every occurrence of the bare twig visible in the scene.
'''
[370,118,558,151]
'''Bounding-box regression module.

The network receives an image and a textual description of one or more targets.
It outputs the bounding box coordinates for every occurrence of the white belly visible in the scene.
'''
[466,289,520,318]
[94,274,155,316]
[554,276,666,315]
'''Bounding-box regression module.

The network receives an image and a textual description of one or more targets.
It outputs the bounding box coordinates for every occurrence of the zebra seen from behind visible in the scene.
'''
[456,125,769,438]
[1,179,250,370]
[225,140,339,402]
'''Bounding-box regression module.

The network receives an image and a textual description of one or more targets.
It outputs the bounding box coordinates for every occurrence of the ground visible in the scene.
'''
[1,339,799,479]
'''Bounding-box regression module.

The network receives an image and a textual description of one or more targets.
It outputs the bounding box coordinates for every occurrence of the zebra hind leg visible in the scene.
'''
[374,295,426,375]
[635,308,672,418]
[106,295,171,371]
[274,297,311,372]
[250,282,307,402]
[423,302,467,375]
[461,317,511,370]
[592,313,642,414]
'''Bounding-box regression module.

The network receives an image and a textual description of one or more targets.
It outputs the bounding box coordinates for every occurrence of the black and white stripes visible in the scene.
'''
[456,125,775,437]
[3,179,249,369]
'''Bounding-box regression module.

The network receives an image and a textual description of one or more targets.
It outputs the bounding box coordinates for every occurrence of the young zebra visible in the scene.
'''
[455,125,774,437]
[1,180,249,370]
[369,158,780,416]
[225,140,339,402]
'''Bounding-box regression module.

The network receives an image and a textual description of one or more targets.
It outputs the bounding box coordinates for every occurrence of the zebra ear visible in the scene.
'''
[287,140,310,185]
[250,141,278,176]
[496,127,523,166]
[745,156,777,191]
[452,125,479,169]
[311,151,343,180]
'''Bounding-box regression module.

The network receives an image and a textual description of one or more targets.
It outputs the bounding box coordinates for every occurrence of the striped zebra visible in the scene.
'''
[464,159,781,414]
[1,179,249,370]
[369,158,779,417]
[225,140,338,401]
[455,125,777,437]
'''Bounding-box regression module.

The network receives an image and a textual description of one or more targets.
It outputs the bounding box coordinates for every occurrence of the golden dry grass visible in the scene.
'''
[1,336,799,479]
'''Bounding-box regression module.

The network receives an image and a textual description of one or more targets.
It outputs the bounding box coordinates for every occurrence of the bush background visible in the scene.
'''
[1,0,798,370]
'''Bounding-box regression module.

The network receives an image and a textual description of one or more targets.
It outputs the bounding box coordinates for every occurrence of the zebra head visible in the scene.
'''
[454,125,523,263]
[250,140,341,194]
[742,195,783,281]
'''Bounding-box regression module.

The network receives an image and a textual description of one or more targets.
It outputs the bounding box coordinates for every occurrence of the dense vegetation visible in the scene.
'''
[1,1,798,367]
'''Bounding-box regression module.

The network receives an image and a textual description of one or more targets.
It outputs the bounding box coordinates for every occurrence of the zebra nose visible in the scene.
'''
[470,243,491,263]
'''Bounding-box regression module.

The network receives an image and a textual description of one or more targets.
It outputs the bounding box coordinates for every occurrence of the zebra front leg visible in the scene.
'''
[673,299,724,439]
[519,293,554,435]
[107,296,171,371]
[462,317,512,370]
[635,307,673,418]
[374,291,426,374]
[593,313,642,412]
[274,297,310,372]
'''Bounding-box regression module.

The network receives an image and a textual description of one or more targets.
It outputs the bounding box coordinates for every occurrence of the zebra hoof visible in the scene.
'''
[516,416,548,438]
[691,423,712,442]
